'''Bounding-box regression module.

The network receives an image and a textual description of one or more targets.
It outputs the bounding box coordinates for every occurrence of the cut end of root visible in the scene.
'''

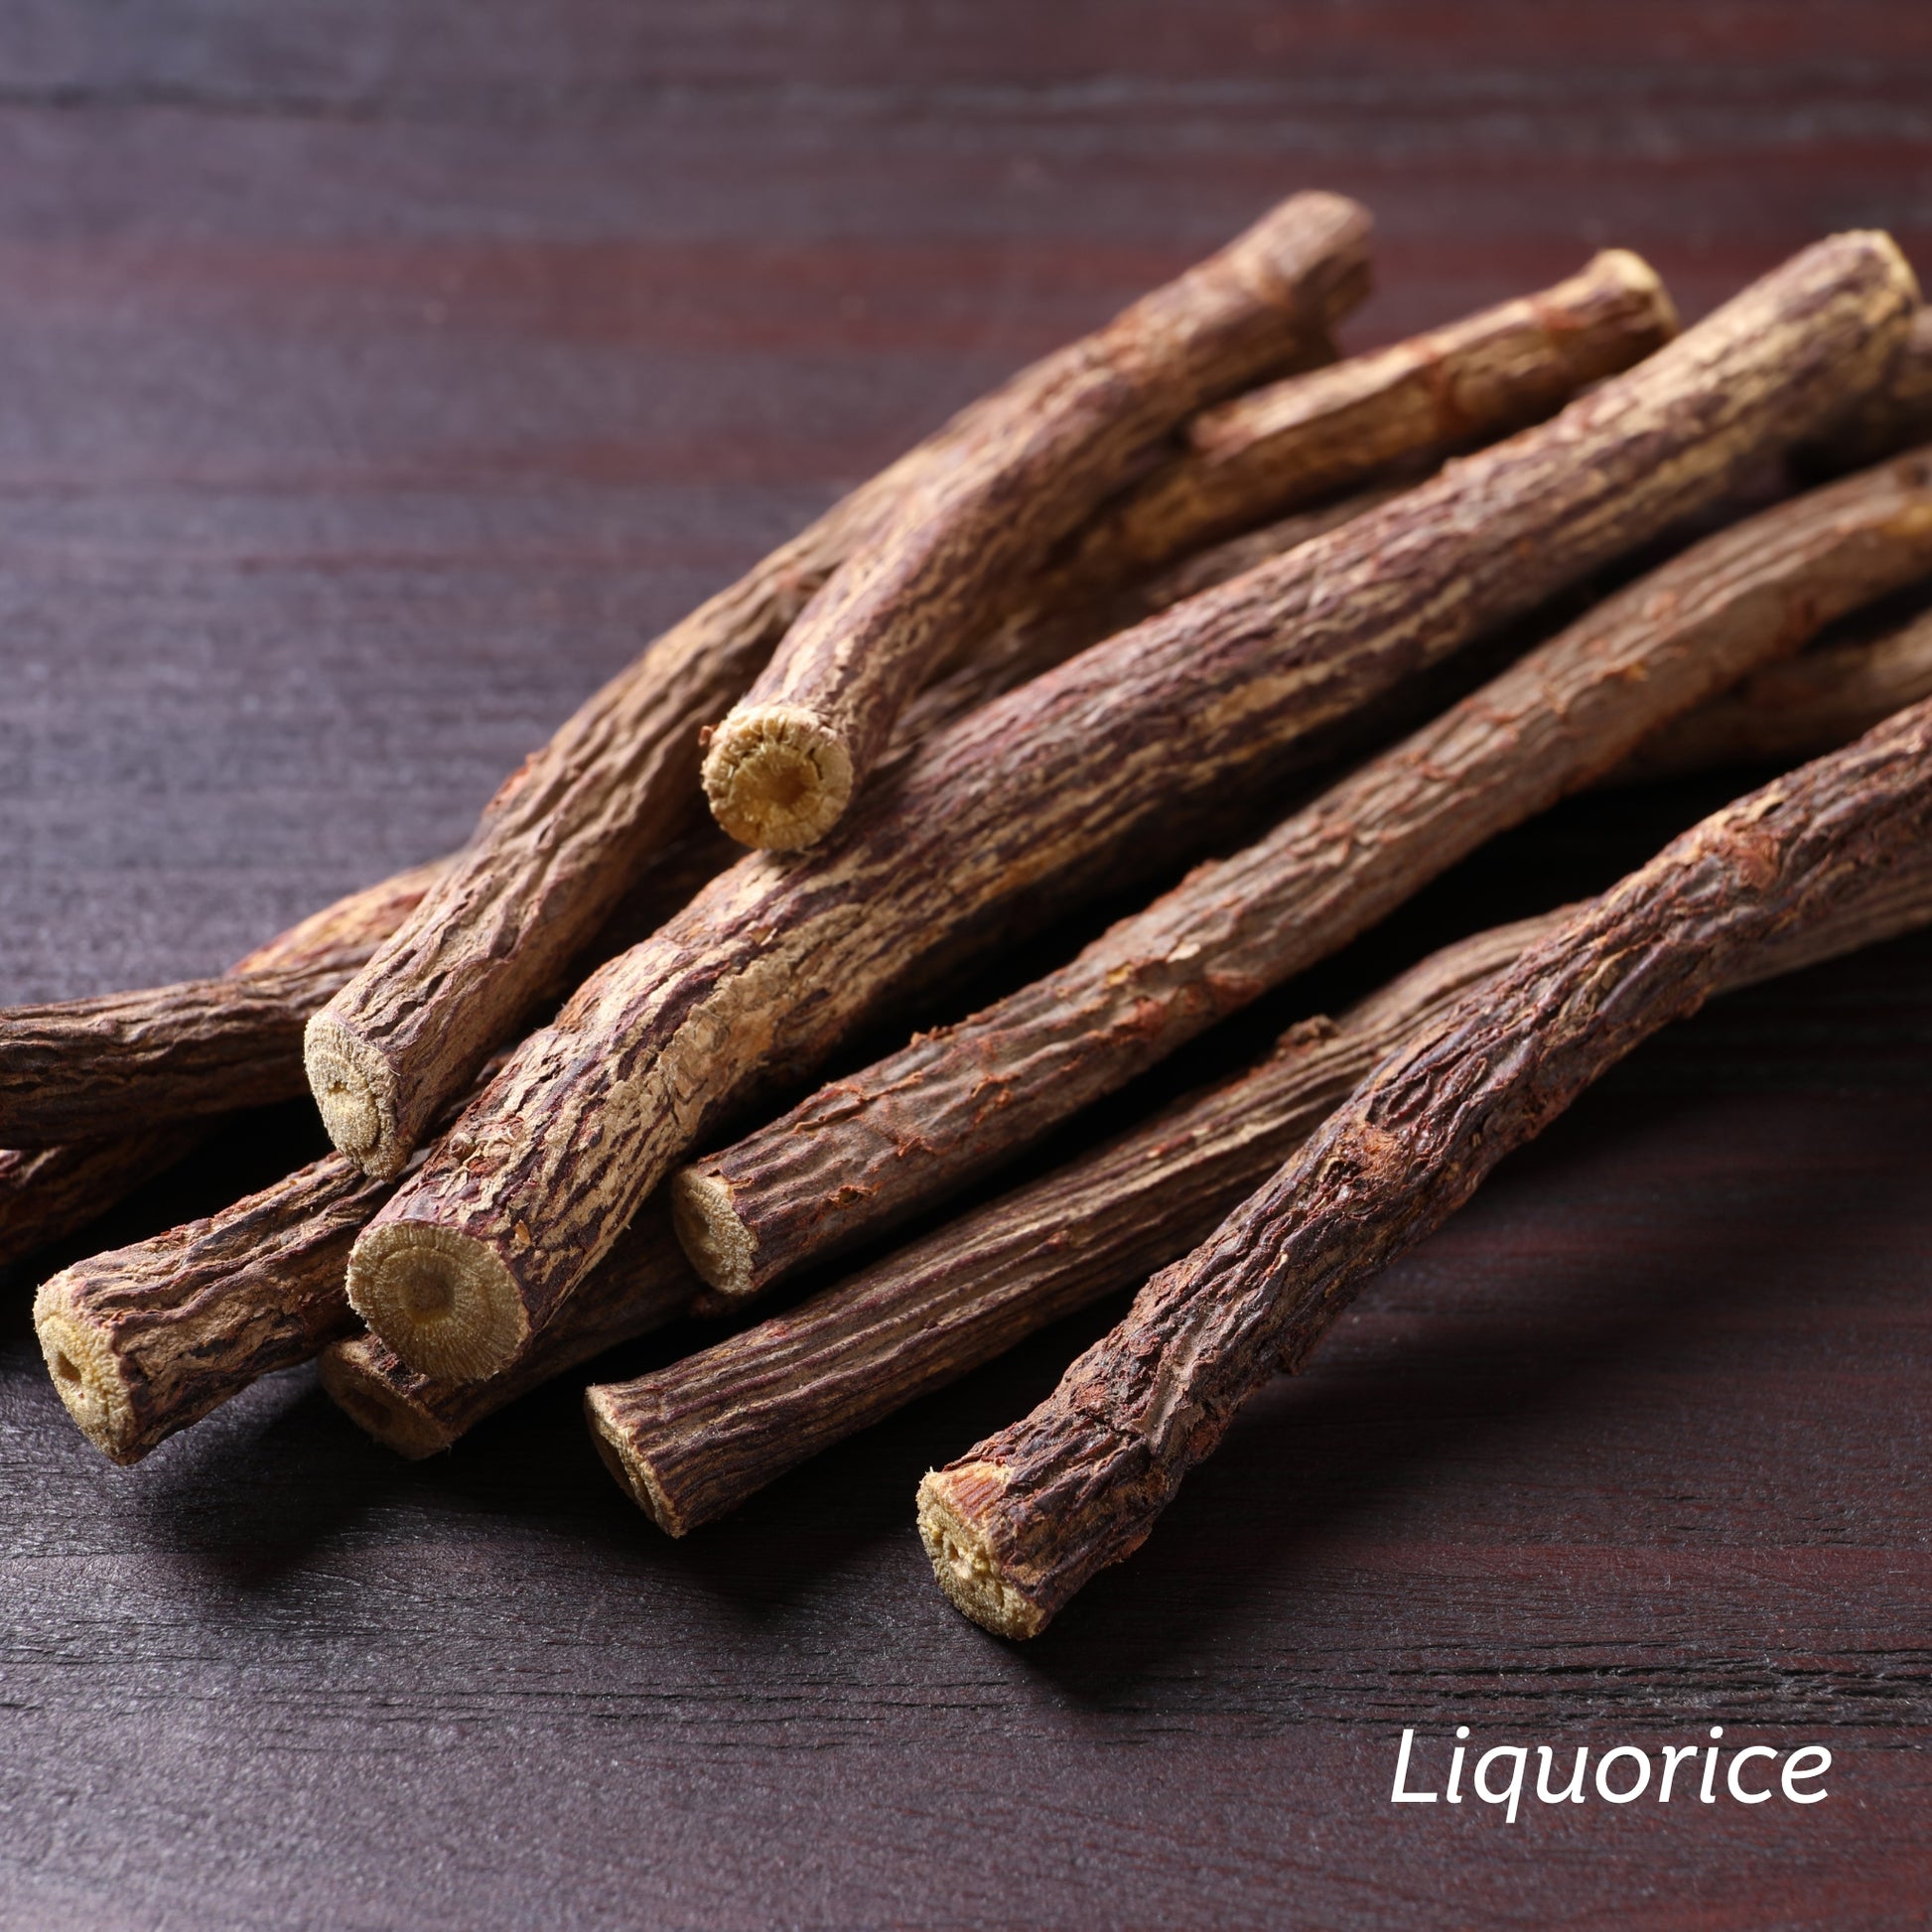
[1862,227,1922,310]
[316,1340,456,1459]
[305,1013,404,1176]
[34,1281,139,1464]
[669,1169,758,1298]
[915,1463,1046,1640]
[583,1386,688,1535]
[1588,247,1681,341]
[701,703,854,851]
[347,1220,530,1384]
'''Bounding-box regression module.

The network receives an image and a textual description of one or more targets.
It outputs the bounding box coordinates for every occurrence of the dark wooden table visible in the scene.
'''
[3,6,1931,1926]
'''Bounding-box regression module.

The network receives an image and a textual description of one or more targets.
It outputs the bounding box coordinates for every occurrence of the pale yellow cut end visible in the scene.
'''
[583,1386,687,1535]
[34,1280,139,1465]
[347,1220,530,1384]
[1587,247,1681,341]
[1862,228,1922,310]
[316,1339,455,1459]
[668,1168,758,1298]
[915,1463,1046,1640]
[701,702,854,851]
[305,1012,404,1176]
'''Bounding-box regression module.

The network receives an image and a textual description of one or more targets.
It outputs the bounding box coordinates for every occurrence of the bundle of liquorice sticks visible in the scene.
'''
[14,192,1932,1638]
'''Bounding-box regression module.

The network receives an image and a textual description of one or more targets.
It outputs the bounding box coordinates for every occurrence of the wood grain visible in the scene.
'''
[5,6,1932,1926]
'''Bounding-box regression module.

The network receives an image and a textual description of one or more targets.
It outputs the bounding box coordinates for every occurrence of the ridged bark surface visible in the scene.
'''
[308,193,1373,1176]
[917,697,1932,1637]
[1618,601,1932,782]
[673,450,1932,1298]
[592,846,1932,1535]
[34,1155,387,1464]
[1051,247,1675,592]
[587,913,1558,1533]
[349,233,1918,1387]
[699,192,1373,851]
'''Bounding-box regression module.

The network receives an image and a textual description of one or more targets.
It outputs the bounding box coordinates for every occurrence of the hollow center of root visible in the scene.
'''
[745,748,816,814]
[52,1350,80,1386]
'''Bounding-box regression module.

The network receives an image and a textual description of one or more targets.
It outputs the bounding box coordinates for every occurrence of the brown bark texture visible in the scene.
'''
[0,1131,209,1270]
[589,841,1932,1537]
[1804,306,1932,474]
[699,193,1374,852]
[917,695,1932,1638]
[0,827,752,1265]
[1617,599,1932,783]
[1048,247,1676,595]
[937,249,1681,750]
[889,482,1411,771]
[0,859,442,1149]
[346,231,1916,1390]
[34,1154,389,1464]
[672,447,1932,1299]
[586,912,1559,1534]
[305,193,1373,1181]
[318,1199,699,1458]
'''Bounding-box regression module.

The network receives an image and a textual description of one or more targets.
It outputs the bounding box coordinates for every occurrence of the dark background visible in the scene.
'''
[2,6,1930,1927]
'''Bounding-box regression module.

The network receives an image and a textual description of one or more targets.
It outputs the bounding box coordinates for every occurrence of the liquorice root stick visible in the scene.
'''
[917,696,1932,1638]
[1616,601,1932,783]
[0,859,443,1148]
[33,1145,699,1466]
[22,493,1403,1453]
[586,846,1932,1535]
[306,193,1371,1181]
[346,232,1916,1388]
[1043,248,1675,598]
[586,912,1560,1531]
[698,194,1373,854]
[318,1201,698,1457]
[331,781,1932,1471]
[7,485,1396,1268]
[672,448,1932,1300]
[35,1154,388,1464]
[702,242,1668,852]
